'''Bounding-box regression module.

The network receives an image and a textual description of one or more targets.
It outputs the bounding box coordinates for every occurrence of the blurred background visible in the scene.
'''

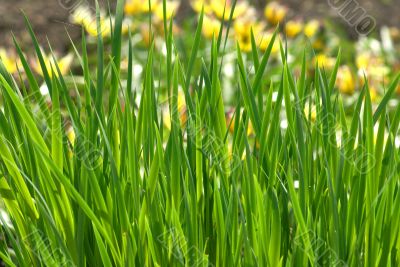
[0,0,399,52]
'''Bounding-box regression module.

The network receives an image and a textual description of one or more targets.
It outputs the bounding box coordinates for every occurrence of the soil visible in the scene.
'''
[0,0,111,52]
[283,0,400,38]
[0,0,399,52]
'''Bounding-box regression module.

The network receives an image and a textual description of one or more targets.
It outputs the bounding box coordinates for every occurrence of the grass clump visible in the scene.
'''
[0,0,400,266]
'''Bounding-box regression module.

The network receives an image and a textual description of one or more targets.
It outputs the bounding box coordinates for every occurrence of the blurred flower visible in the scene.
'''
[264,2,287,25]
[154,1,180,21]
[72,5,130,37]
[226,108,254,136]
[356,52,389,82]
[84,16,130,38]
[314,54,335,69]
[140,25,152,46]
[66,126,76,146]
[163,90,187,130]
[234,15,265,52]
[304,104,317,122]
[356,52,370,70]
[285,20,303,38]
[202,15,221,39]
[211,0,248,21]
[124,0,159,15]
[84,18,112,37]
[337,66,355,95]
[304,20,320,38]
[0,48,19,74]
[32,51,74,78]
[71,5,94,26]
[190,0,213,15]
[258,31,280,53]
[369,86,378,103]
[369,65,390,79]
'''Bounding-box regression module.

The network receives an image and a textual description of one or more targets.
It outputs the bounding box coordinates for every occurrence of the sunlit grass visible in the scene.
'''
[0,0,400,266]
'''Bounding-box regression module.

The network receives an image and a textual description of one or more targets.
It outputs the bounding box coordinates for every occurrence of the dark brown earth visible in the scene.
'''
[0,0,399,52]
[283,0,400,38]
[0,0,112,52]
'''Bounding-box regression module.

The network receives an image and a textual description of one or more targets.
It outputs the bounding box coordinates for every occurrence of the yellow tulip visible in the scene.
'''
[211,0,248,21]
[71,6,130,38]
[190,0,213,15]
[163,91,187,130]
[304,105,317,122]
[234,18,265,52]
[154,1,180,21]
[83,16,131,38]
[33,51,74,78]
[314,54,335,69]
[336,66,355,95]
[304,20,320,38]
[66,127,76,146]
[356,52,370,70]
[202,15,221,39]
[125,0,159,15]
[264,2,287,25]
[70,5,94,27]
[369,65,390,78]
[84,18,112,37]
[257,32,280,53]
[226,108,254,136]
[0,49,18,74]
[369,86,378,103]
[285,20,303,38]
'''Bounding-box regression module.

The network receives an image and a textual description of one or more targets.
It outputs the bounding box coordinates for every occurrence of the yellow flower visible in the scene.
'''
[71,6,130,38]
[285,20,303,38]
[0,49,18,74]
[369,65,390,78]
[190,0,213,15]
[84,18,112,37]
[304,20,320,38]
[356,53,389,83]
[66,127,76,146]
[356,52,370,70]
[70,5,94,26]
[202,15,221,39]
[304,104,317,122]
[234,18,265,52]
[85,17,131,38]
[258,32,280,53]
[226,108,254,136]
[124,0,159,15]
[211,0,248,21]
[369,86,378,103]
[264,2,287,25]
[33,51,74,78]
[163,91,187,130]
[314,54,335,69]
[337,66,355,95]
[154,1,180,21]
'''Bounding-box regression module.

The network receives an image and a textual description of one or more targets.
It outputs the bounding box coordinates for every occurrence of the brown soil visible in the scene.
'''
[0,0,112,52]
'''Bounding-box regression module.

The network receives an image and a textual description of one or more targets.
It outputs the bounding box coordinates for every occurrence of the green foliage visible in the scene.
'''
[0,2,400,266]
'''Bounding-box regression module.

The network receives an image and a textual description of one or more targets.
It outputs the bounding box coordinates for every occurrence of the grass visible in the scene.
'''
[0,0,400,266]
